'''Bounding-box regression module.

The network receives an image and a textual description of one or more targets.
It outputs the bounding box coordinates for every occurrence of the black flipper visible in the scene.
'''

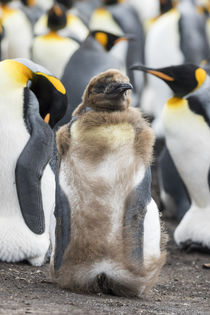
[124,167,151,263]
[158,146,191,221]
[15,88,54,234]
[53,178,71,271]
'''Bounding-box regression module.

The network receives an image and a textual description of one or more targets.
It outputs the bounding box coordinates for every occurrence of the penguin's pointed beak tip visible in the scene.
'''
[106,82,133,95]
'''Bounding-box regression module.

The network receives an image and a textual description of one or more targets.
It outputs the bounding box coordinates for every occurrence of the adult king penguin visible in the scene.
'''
[142,0,210,137]
[51,69,166,296]
[0,58,67,266]
[131,63,210,251]
[34,0,88,41]
[59,30,125,126]
[31,3,80,79]
[0,0,32,58]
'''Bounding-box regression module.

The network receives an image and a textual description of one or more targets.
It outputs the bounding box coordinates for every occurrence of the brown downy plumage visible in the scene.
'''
[51,69,166,297]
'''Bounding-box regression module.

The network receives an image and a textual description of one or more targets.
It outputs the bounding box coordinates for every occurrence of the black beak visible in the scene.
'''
[106,82,133,95]
[130,64,175,82]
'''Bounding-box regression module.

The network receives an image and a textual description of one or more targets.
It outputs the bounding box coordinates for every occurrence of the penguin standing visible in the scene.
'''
[142,0,210,137]
[59,30,124,125]
[0,58,67,266]
[0,0,32,58]
[31,3,80,79]
[34,0,88,41]
[51,69,166,296]
[131,63,210,251]
[89,0,145,107]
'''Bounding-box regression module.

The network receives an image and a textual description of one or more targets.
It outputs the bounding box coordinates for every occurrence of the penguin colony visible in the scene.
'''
[0,0,210,297]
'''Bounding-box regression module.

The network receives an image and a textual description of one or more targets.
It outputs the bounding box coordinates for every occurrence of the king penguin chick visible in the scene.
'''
[51,69,166,297]
[58,30,125,126]
[0,0,32,58]
[31,3,80,79]
[0,58,67,266]
[131,62,210,252]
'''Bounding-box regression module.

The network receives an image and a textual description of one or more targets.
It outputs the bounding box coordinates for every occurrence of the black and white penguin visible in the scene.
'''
[131,63,210,251]
[31,3,80,78]
[34,0,88,41]
[89,0,145,107]
[59,30,125,125]
[142,0,210,137]
[51,69,166,296]
[0,0,32,58]
[0,58,67,266]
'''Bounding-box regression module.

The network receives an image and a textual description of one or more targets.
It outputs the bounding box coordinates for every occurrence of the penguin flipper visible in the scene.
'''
[158,146,191,221]
[53,183,71,271]
[15,88,54,235]
[124,167,151,265]
[52,123,71,271]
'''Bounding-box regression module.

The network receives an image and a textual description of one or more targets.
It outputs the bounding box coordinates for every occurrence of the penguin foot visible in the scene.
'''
[179,240,210,253]
[174,207,210,250]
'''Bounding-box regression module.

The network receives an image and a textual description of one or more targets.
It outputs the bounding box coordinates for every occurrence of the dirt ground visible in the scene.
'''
[0,219,210,315]
[0,147,210,315]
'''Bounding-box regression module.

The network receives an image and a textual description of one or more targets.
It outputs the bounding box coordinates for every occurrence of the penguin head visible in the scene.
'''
[47,3,67,31]
[90,30,131,51]
[56,0,73,10]
[130,63,207,98]
[159,0,174,14]
[102,0,125,5]
[73,69,133,115]
[20,0,36,7]
[0,59,67,127]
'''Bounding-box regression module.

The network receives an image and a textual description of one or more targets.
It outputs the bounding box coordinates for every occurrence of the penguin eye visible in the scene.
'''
[94,84,106,93]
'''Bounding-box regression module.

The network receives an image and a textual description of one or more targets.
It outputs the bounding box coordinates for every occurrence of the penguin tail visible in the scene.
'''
[90,272,140,297]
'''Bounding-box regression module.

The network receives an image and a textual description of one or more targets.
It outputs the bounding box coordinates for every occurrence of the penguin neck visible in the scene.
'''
[1,4,16,16]
[187,74,210,105]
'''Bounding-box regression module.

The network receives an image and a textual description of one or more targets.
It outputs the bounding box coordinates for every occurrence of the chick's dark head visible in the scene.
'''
[82,69,133,112]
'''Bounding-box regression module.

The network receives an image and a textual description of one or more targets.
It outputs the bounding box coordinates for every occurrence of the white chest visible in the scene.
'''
[163,100,210,207]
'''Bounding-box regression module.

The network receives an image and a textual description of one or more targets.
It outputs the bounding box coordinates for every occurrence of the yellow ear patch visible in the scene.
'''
[195,68,206,89]
[95,32,108,47]
[36,72,66,94]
